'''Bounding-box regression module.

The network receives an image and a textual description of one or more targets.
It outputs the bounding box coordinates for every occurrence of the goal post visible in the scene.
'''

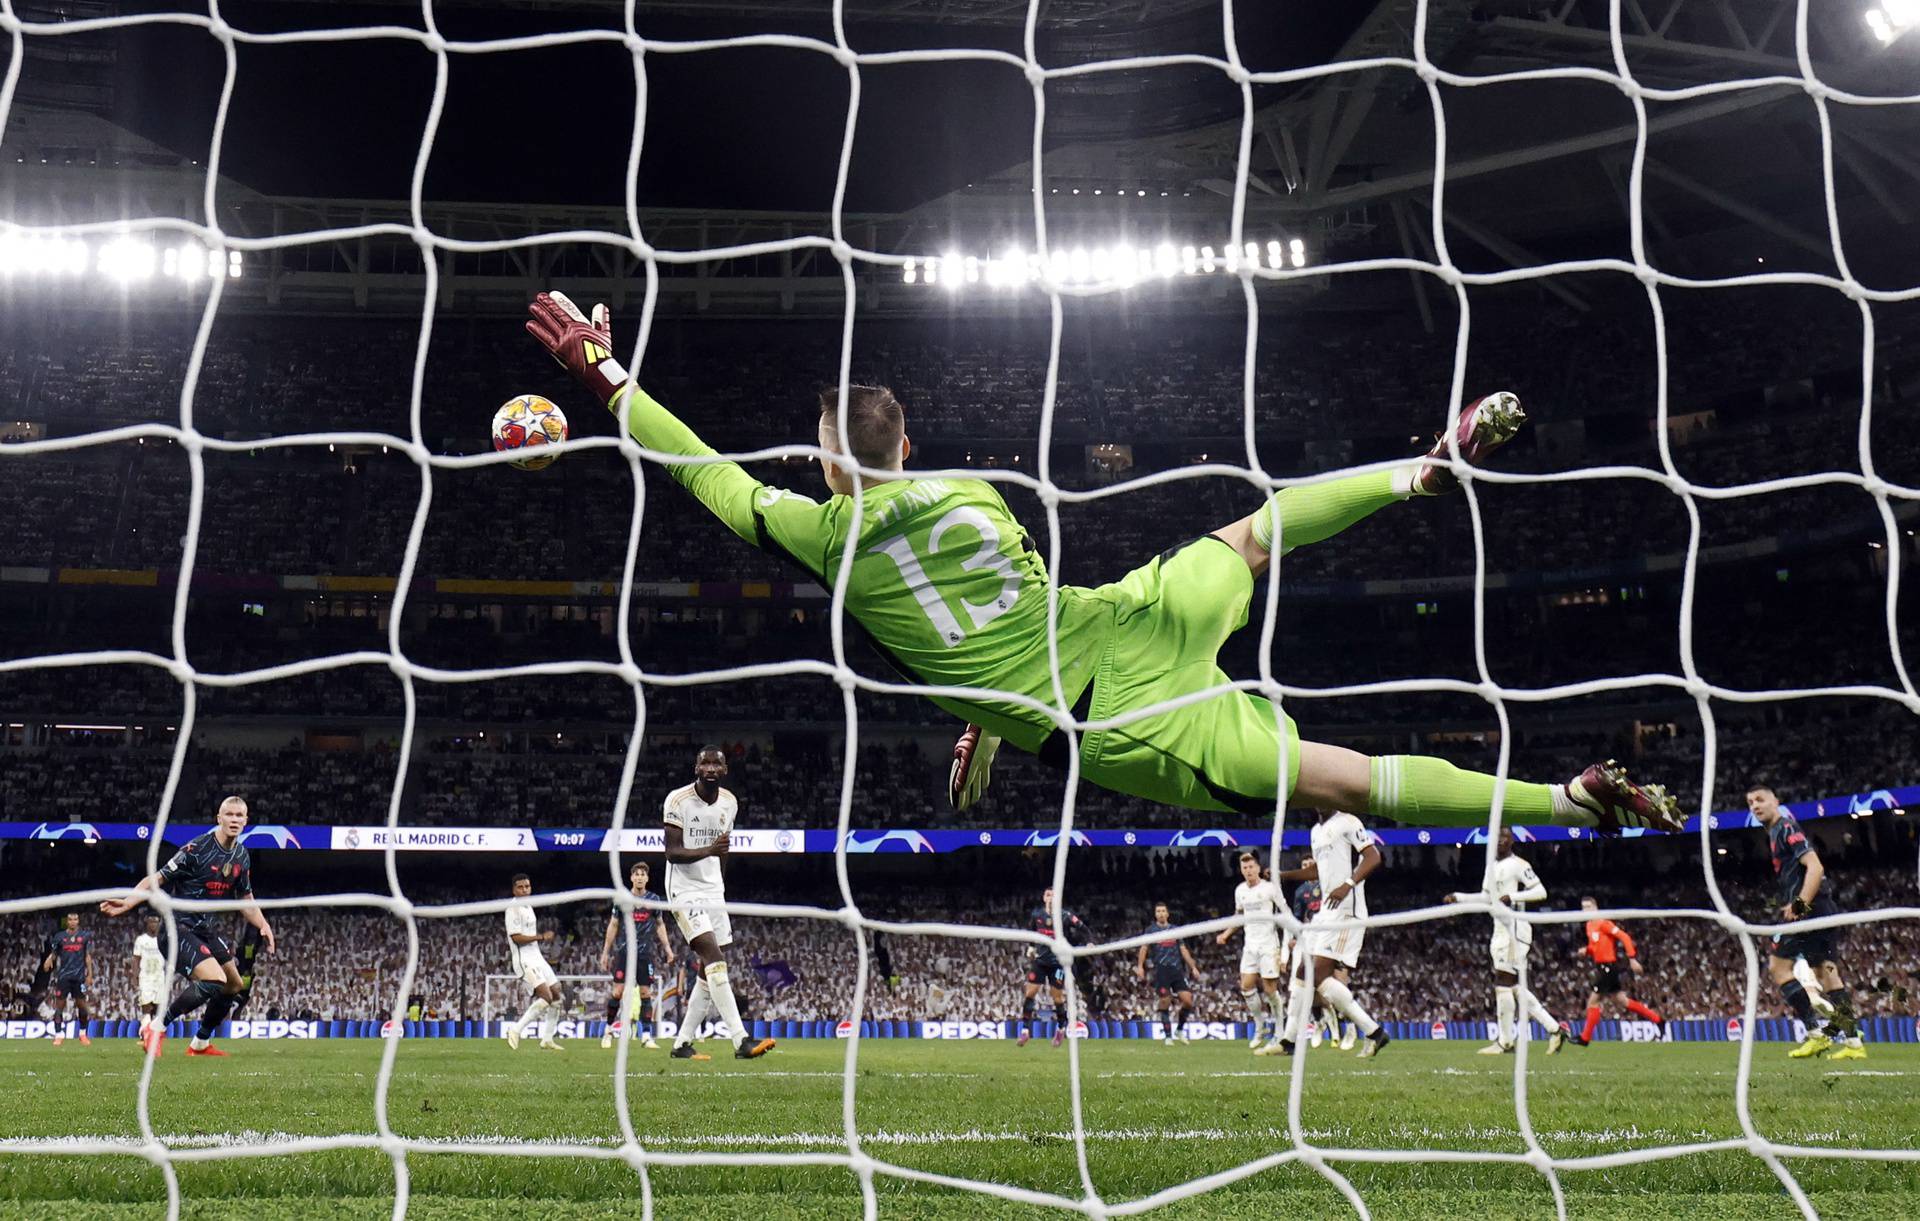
[480,974,612,1031]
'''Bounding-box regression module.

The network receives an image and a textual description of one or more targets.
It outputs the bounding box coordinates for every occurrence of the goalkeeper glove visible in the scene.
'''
[525,291,630,405]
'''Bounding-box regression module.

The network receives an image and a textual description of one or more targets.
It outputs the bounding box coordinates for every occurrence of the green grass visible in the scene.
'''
[1,1036,1915,1218]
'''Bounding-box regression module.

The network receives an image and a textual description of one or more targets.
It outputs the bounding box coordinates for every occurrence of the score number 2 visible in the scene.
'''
[870,506,1022,647]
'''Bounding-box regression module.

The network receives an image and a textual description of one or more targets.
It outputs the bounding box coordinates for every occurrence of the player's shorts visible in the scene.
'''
[1303,908,1364,970]
[1591,966,1624,994]
[516,953,559,992]
[1026,960,1067,989]
[672,898,733,948]
[51,975,86,999]
[612,957,656,988]
[1489,928,1533,976]
[138,976,167,1007]
[1772,895,1843,964]
[1239,944,1282,980]
[1150,963,1191,995]
[175,919,235,977]
[1073,538,1301,816]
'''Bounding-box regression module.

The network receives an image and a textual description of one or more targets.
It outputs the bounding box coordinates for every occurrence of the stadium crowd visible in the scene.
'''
[1,694,1914,833]
[7,835,1915,1034]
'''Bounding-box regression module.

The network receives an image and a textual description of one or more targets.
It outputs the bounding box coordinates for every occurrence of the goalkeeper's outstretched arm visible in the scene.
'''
[526,291,836,579]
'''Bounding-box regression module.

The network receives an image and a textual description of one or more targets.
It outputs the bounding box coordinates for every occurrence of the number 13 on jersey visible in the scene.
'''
[871,506,1022,647]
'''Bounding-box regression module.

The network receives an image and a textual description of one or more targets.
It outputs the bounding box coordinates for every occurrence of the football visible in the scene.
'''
[491,394,568,470]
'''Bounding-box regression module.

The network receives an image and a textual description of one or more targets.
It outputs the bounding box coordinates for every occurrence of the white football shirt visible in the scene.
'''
[504,904,543,973]
[1455,854,1547,946]
[1233,880,1284,952]
[664,782,737,900]
[1310,811,1375,922]
[133,932,167,985]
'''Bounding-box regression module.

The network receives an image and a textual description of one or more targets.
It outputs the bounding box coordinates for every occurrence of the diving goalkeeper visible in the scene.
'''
[527,292,1681,835]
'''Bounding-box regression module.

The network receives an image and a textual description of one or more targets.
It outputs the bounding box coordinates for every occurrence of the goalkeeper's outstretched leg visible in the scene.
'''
[951,392,1685,835]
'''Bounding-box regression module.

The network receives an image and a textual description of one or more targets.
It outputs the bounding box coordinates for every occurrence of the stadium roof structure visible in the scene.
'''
[2,0,1915,316]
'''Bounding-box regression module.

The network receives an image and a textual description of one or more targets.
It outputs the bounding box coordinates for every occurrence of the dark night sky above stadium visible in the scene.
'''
[102,1,1363,213]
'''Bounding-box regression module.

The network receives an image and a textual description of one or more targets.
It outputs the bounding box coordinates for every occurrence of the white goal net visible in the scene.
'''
[2,1,1919,1218]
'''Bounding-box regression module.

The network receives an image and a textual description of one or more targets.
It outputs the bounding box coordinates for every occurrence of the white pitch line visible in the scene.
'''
[10,1123,1809,1154]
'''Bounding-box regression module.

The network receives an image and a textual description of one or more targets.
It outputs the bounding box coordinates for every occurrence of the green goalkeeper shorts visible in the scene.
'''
[1076,536,1298,815]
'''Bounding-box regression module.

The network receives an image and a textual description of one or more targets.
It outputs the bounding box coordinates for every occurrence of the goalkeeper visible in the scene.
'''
[528,292,1680,835]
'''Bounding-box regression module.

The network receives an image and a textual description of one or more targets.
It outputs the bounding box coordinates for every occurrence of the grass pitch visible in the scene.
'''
[1,1034,1915,1219]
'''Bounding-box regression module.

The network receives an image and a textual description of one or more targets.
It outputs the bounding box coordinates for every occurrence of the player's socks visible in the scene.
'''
[637,998,654,1042]
[1623,999,1662,1024]
[1494,986,1518,1047]
[516,997,549,1039]
[196,992,237,1043]
[1365,755,1569,828]
[1520,988,1559,1034]
[1019,995,1038,1039]
[1241,989,1263,1027]
[676,979,713,1048]
[1264,989,1287,1033]
[1781,979,1816,1024]
[164,980,223,1024]
[538,1002,562,1043]
[605,995,620,1027]
[1317,978,1380,1039]
[1249,469,1400,556]
[1174,1003,1192,1037]
[1156,1008,1170,1039]
[1581,1005,1602,1043]
[703,963,749,1047]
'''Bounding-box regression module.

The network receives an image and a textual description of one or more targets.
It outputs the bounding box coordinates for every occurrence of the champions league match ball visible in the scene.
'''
[492,394,568,470]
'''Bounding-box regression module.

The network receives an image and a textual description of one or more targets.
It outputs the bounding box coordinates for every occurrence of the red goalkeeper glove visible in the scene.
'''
[525,290,631,405]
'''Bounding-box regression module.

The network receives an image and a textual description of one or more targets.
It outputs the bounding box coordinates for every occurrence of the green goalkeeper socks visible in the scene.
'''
[1250,469,1403,555]
[1367,755,1578,828]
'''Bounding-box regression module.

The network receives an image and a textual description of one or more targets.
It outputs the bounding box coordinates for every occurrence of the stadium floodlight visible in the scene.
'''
[1199,245,1217,273]
[1156,244,1178,277]
[1267,239,1283,268]
[98,237,157,283]
[963,255,980,284]
[227,250,242,279]
[1290,237,1307,268]
[1180,245,1199,274]
[902,257,917,284]
[1068,247,1090,282]
[1866,0,1918,43]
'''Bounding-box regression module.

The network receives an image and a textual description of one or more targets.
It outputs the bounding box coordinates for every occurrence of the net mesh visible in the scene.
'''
[2,0,1919,1217]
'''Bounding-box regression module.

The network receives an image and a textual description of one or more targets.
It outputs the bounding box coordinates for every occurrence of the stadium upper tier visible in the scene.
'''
[3,298,1916,593]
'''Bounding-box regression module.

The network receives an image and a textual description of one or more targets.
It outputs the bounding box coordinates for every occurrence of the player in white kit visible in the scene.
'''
[665,746,775,1063]
[1444,827,1570,1055]
[1276,809,1390,1058]
[504,873,565,1051]
[132,914,168,1038]
[1216,852,1288,1051]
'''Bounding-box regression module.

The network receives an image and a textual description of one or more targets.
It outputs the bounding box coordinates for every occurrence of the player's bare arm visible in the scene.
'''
[99,869,167,919]
[1327,842,1382,908]
[656,916,675,965]
[240,900,276,954]
[600,914,620,970]
[1275,857,1318,884]
[1180,944,1203,981]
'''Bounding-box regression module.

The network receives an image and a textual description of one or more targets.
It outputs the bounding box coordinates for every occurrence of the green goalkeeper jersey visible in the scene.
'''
[610,385,1111,752]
